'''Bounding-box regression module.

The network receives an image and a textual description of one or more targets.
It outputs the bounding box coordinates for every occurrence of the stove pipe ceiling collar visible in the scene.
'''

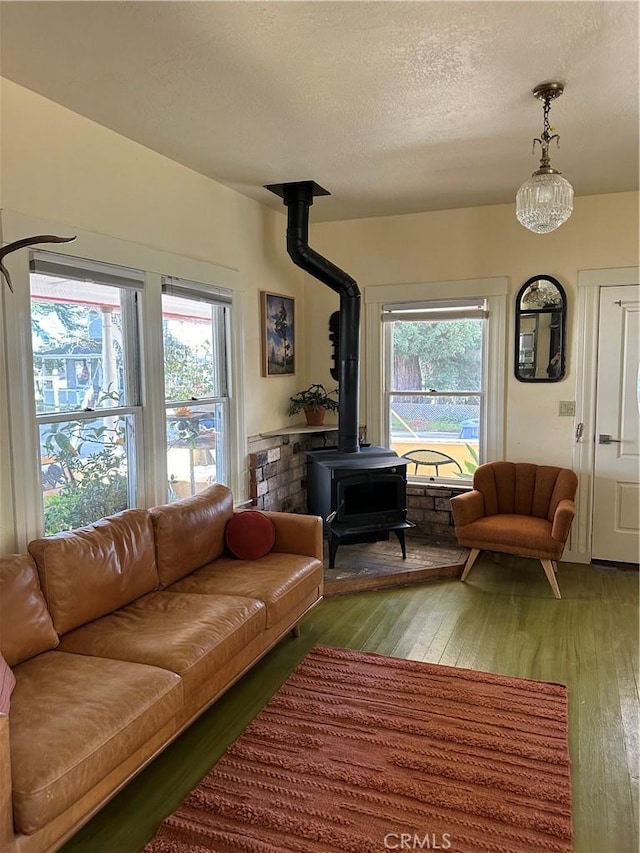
[265,181,361,453]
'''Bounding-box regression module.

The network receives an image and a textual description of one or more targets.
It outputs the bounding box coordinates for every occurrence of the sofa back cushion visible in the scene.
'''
[150,484,233,586]
[28,510,158,635]
[474,462,577,520]
[0,554,59,665]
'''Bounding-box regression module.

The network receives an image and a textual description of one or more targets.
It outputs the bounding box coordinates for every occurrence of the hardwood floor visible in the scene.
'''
[62,555,639,853]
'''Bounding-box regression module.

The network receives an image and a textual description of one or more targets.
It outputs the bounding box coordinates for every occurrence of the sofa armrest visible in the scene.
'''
[256,511,323,561]
[551,498,576,543]
[0,655,15,718]
[450,490,484,527]
[0,715,13,849]
[0,654,15,847]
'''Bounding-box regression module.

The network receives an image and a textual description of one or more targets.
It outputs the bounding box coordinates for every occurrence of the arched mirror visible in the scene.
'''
[515,275,566,382]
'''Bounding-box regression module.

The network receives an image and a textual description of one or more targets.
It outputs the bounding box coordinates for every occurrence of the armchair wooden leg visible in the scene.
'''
[541,559,562,599]
[291,624,301,638]
[461,548,481,582]
[552,561,558,572]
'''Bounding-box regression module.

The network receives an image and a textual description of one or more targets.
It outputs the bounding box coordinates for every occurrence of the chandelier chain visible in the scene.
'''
[532,94,560,169]
[543,96,551,135]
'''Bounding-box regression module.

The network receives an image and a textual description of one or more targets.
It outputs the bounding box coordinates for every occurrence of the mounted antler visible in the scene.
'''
[0,235,76,292]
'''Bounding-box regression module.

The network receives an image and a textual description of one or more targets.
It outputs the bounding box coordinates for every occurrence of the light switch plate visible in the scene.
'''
[559,401,576,416]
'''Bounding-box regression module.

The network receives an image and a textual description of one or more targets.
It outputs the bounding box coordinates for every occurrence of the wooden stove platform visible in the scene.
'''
[323,532,468,596]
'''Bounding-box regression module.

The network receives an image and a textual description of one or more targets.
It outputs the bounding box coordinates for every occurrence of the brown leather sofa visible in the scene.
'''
[451,461,578,598]
[0,484,323,853]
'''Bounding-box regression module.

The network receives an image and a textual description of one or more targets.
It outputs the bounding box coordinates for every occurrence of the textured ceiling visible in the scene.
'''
[1,1,638,221]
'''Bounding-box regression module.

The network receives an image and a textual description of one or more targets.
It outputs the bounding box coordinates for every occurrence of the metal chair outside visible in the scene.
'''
[401,449,463,476]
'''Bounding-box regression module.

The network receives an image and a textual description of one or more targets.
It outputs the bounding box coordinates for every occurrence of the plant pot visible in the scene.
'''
[304,406,326,426]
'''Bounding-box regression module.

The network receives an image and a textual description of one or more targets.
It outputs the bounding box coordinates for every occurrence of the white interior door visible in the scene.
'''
[592,284,640,563]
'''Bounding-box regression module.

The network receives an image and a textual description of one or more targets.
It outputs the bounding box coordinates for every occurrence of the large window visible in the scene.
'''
[27,257,235,534]
[30,254,143,534]
[1,211,244,550]
[162,278,231,500]
[383,299,487,482]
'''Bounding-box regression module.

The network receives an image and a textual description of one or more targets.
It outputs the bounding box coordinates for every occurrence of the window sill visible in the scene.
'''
[406,477,472,490]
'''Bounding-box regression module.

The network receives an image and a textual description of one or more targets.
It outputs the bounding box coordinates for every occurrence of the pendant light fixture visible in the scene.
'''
[516,82,574,234]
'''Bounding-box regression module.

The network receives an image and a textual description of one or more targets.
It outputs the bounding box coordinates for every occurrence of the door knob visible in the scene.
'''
[599,434,621,444]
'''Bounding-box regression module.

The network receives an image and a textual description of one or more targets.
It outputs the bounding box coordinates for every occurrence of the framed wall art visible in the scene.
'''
[261,291,295,377]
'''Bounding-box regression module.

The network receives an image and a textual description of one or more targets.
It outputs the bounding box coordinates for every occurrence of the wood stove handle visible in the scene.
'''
[326,500,344,525]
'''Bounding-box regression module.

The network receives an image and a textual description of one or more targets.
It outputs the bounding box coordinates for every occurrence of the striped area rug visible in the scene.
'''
[145,645,572,852]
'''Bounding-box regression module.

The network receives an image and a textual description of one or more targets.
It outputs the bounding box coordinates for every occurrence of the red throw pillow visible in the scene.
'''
[225,511,276,560]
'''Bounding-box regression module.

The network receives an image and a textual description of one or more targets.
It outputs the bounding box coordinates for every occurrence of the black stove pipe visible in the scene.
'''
[265,181,361,453]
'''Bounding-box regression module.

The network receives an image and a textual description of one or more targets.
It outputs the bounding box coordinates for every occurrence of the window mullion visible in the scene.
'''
[140,272,168,507]
[389,390,481,397]
[382,320,394,446]
[4,249,42,546]
[164,396,227,409]
[36,405,142,426]
[123,290,141,406]
[215,306,229,397]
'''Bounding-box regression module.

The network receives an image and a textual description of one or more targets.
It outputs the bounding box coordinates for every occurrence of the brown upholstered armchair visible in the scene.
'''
[450,462,578,599]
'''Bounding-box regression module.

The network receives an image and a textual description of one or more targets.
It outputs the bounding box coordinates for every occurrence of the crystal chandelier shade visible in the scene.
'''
[516,82,573,235]
[516,172,574,234]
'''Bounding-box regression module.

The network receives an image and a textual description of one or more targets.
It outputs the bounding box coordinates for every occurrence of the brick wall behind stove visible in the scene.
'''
[248,432,332,513]
[406,484,469,542]
[248,432,469,541]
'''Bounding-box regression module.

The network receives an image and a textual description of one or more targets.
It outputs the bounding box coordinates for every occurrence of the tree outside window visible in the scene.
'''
[387,310,485,479]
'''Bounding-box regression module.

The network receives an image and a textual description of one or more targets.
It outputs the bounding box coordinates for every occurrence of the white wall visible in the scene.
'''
[0,79,306,441]
[1,78,638,502]
[306,192,639,468]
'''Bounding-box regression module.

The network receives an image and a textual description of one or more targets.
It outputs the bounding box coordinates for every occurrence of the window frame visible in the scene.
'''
[0,210,246,550]
[382,302,487,485]
[30,253,145,526]
[161,279,233,497]
[364,278,507,484]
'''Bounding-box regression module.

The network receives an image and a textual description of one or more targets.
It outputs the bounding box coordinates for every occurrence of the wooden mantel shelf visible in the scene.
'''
[257,424,338,439]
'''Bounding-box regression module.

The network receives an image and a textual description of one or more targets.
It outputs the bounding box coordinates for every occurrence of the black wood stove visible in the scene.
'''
[265,180,413,567]
[306,445,413,567]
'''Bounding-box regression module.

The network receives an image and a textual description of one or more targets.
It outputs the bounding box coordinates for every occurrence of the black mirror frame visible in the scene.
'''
[514,275,567,383]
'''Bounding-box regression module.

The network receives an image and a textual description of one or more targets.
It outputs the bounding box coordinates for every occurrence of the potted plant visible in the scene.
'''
[288,384,339,426]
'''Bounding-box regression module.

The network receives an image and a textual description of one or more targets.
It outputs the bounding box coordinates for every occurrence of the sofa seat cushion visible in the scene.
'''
[10,650,182,835]
[456,514,563,559]
[166,553,323,628]
[58,592,265,702]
